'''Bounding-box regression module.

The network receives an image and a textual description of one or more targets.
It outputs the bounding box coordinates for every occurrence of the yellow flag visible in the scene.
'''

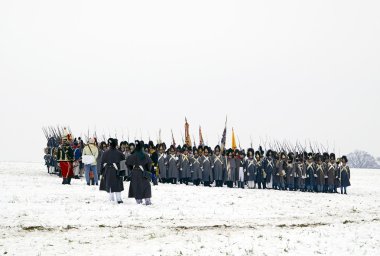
[231,128,237,150]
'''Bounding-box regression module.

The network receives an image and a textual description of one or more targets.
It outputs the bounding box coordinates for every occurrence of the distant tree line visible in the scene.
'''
[347,150,380,169]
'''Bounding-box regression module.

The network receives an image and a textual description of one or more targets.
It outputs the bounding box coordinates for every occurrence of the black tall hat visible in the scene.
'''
[227,148,234,155]
[341,155,348,163]
[307,152,313,160]
[108,138,118,148]
[162,143,167,150]
[330,153,336,160]
[148,141,155,149]
[323,152,329,161]
[255,151,261,158]
[266,149,272,157]
[214,145,221,152]
[247,148,254,157]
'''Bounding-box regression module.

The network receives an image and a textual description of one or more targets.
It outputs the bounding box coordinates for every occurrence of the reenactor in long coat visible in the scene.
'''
[200,146,214,187]
[334,158,341,193]
[234,149,242,186]
[179,146,192,185]
[315,154,325,193]
[127,140,153,205]
[255,151,266,189]
[212,145,225,187]
[305,153,316,192]
[327,153,337,193]
[339,156,351,194]
[237,150,246,189]
[286,153,295,191]
[276,152,287,190]
[157,144,168,183]
[246,148,256,189]
[100,138,126,204]
[190,148,202,186]
[272,152,280,189]
[322,153,329,192]
[167,145,179,184]
[225,149,236,188]
[263,150,275,189]
[295,155,306,191]
[148,141,159,186]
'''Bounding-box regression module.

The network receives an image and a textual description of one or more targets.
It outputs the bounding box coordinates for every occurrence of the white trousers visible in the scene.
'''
[238,167,245,182]
[109,189,122,202]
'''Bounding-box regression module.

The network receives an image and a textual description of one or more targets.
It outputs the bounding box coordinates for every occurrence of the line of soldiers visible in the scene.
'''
[44,136,351,194]
[118,141,351,194]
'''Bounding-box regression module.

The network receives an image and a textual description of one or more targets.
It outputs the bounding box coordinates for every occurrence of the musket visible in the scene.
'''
[180,131,184,145]
[250,136,253,149]
[237,135,242,150]
[193,134,196,148]
[171,129,176,146]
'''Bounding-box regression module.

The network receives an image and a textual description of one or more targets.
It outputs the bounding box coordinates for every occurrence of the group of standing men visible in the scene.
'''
[44,132,352,200]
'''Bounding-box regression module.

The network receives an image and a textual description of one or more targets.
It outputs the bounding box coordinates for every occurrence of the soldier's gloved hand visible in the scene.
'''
[314,174,317,177]
[247,173,250,176]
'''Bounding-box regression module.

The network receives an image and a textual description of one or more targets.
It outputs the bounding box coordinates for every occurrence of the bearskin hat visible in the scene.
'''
[330,153,336,161]
[341,155,348,163]
[247,148,254,157]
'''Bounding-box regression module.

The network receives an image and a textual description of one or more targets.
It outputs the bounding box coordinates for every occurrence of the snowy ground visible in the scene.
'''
[0,162,379,256]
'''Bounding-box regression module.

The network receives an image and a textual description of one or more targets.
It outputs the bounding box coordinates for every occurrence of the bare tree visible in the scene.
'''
[347,150,380,169]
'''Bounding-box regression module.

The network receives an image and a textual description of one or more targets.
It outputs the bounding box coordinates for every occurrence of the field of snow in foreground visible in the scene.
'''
[0,162,379,256]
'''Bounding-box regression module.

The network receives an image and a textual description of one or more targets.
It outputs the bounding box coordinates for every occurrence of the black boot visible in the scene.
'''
[67,178,71,185]
[62,178,67,185]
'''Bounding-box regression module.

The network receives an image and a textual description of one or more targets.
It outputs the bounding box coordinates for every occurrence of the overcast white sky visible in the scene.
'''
[0,0,379,162]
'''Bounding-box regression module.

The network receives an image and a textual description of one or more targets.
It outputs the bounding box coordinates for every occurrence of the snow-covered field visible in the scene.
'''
[0,162,379,256]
